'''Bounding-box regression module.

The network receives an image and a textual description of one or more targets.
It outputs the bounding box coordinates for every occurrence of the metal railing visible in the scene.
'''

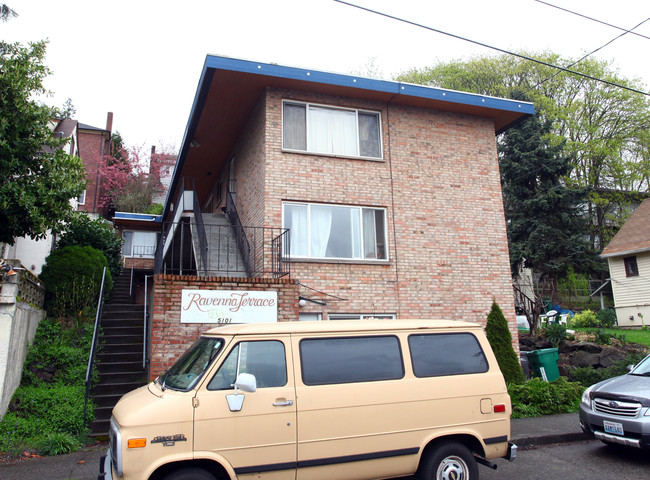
[84,266,107,428]
[155,221,289,277]
[225,189,251,275]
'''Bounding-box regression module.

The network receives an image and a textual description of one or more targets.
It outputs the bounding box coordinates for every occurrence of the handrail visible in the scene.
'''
[192,188,208,275]
[225,188,251,275]
[83,266,107,429]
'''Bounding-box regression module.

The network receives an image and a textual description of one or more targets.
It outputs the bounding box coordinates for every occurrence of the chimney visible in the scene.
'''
[106,112,113,133]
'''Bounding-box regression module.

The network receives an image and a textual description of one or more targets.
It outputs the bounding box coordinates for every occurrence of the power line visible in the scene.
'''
[333,0,650,97]
[526,16,650,94]
[535,0,650,41]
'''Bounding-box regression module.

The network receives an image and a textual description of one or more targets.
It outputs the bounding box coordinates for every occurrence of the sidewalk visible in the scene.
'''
[0,413,590,480]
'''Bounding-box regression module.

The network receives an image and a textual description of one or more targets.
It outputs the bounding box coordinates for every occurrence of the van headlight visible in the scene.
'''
[581,385,594,408]
[110,417,123,477]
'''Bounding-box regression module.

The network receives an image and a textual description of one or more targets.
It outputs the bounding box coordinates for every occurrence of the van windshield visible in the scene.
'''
[158,337,224,391]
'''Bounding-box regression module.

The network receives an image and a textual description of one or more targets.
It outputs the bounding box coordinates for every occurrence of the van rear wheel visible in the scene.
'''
[420,442,478,480]
[163,467,216,480]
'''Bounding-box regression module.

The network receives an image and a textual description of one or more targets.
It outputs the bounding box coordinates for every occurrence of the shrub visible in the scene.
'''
[597,308,617,328]
[40,245,113,319]
[37,432,81,456]
[486,302,525,384]
[508,377,584,418]
[57,213,123,278]
[570,309,599,328]
[543,323,567,347]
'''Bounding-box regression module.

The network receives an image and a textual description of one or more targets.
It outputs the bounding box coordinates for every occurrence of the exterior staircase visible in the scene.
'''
[90,272,148,439]
[192,213,247,277]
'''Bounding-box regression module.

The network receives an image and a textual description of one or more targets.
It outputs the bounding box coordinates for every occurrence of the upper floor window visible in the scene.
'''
[624,256,639,277]
[77,190,86,206]
[282,101,382,159]
[283,202,388,261]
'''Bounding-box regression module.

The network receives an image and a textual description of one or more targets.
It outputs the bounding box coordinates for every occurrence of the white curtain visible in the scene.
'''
[308,106,357,156]
[286,204,308,256]
[310,205,333,257]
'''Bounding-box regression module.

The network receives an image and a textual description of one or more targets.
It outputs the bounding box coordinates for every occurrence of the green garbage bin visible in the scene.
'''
[526,348,560,382]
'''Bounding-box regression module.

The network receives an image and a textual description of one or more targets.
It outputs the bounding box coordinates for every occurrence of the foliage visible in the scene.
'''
[1,4,17,22]
[575,327,650,347]
[397,53,650,252]
[543,323,567,348]
[508,377,584,418]
[597,309,617,328]
[568,352,648,387]
[37,432,81,456]
[557,267,590,299]
[99,145,172,213]
[145,203,164,215]
[0,315,96,456]
[57,213,123,278]
[40,245,113,319]
[500,112,598,302]
[21,316,96,387]
[0,40,86,244]
[569,309,600,328]
[486,302,525,384]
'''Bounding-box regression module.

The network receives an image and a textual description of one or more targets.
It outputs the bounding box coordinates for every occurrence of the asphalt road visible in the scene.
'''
[481,440,650,479]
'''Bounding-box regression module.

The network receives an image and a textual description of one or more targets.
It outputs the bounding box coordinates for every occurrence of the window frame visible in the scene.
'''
[328,313,396,320]
[408,332,489,378]
[121,230,159,259]
[299,335,405,386]
[624,256,639,277]
[282,100,383,160]
[77,189,86,206]
[282,201,389,262]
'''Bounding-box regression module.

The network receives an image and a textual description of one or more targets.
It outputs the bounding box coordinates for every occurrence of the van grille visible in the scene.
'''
[593,398,641,417]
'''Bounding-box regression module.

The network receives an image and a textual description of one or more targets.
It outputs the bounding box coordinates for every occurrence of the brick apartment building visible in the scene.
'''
[147,55,534,375]
[77,113,114,217]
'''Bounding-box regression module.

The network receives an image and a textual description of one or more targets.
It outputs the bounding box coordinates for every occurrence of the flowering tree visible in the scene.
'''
[99,144,173,214]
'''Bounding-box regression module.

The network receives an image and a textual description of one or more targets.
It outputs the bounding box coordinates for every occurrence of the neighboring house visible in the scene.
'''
[150,145,178,205]
[76,113,114,218]
[146,55,534,376]
[600,198,650,328]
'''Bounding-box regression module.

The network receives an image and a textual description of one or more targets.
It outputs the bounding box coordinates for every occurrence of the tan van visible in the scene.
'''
[99,320,516,480]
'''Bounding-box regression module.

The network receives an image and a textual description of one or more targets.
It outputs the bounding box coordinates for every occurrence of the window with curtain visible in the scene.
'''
[283,101,382,159]
[283,202,387,261]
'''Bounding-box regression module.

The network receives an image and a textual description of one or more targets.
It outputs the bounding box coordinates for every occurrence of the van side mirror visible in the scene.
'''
[226,373,257,412]
[234,373,257,393]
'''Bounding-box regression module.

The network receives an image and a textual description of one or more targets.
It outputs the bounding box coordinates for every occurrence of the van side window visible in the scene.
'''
[408,333,488,377]
[207,340,287,390]
[300,336,404,385]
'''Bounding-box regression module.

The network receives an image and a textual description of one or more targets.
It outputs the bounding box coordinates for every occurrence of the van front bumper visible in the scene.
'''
[98,450,114,480]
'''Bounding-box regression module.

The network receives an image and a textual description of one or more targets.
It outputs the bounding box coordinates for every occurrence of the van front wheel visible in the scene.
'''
[163,467,217,480]
[420,442,478,480]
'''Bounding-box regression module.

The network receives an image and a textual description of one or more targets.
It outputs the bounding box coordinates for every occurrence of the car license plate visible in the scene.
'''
[604,421,624,436]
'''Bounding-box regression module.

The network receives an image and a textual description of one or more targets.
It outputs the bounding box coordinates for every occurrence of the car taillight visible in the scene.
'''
[494,404,506,413]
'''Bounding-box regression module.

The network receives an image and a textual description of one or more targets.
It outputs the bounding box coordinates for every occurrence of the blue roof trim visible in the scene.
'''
[203,55,535,115]
[114,212,162,222]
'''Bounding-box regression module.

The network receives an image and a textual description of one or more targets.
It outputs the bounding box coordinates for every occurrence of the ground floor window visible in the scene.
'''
[283,202,387,261]
[122,231,159,258]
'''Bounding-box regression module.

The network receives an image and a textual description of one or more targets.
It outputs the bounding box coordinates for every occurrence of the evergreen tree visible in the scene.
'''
[486,302,525,385]
[499,112,597,303]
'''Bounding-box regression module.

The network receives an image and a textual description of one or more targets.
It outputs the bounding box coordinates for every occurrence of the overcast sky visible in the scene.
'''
[4,0,650,153]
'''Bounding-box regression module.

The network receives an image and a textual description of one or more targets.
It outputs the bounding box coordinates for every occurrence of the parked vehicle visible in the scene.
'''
[99,320,516,480]
[579,354,650,449]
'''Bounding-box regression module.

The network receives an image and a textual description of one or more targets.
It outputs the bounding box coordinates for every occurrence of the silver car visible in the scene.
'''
[579,354,650,449]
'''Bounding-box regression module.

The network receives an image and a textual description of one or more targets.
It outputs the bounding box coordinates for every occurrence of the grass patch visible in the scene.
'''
[574,327,650,347]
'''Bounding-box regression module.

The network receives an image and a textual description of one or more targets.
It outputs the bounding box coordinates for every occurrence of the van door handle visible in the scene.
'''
[273,400,294,407]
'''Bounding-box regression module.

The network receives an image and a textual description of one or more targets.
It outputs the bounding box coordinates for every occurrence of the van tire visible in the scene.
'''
[420,441,478,480]
[163,467,217,480]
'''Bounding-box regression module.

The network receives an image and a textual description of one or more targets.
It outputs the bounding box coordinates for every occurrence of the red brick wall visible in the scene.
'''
[258,89,518,351]
[148,274,300,379]
[78,129,111,216]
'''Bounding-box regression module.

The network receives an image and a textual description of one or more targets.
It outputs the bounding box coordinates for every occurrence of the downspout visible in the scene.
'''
[386,88,401,317]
